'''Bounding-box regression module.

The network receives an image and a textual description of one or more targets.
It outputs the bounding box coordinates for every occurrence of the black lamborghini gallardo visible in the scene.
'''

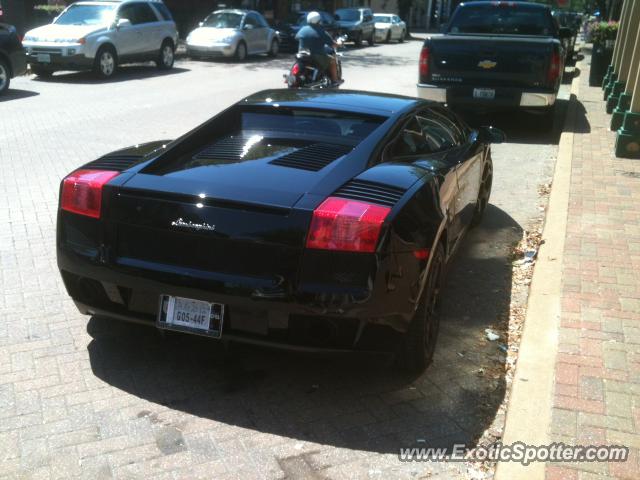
[57,89,504,371]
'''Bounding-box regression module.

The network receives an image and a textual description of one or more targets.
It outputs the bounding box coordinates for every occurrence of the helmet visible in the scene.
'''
[307,11,322,25]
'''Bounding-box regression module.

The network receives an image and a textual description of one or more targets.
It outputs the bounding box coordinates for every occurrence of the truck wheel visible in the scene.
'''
[94,46,117,79]
[0,58,9,94]
[31,66,53,78]
[157,40,175,70]
[538,106,556,132]
[395,244,445,372]
[354,32,362,47]
[368,32,375,46]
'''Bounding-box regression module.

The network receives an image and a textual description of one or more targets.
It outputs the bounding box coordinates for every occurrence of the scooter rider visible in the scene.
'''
[295,11,340,85]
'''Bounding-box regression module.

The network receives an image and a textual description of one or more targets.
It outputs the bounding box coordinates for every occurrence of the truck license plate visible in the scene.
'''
[157,295,224,338]
[36,54,51,63]
[473,88,495,100]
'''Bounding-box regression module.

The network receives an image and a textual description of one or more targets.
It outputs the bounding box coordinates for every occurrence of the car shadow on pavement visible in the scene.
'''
[86,204,520,455]
[0,89,40,102]
[31,65,190,84]
[456,99,570,146]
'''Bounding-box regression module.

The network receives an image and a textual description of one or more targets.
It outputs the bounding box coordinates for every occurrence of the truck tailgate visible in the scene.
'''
[427,35,555,89]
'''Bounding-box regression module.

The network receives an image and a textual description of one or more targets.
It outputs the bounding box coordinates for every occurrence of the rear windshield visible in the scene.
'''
[449,5,555,36]
[241,109,383,143]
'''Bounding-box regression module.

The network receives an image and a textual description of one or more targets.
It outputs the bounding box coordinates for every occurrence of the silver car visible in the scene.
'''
[186,10,278,61]
[22,0,178,79]
[373,14,406,43]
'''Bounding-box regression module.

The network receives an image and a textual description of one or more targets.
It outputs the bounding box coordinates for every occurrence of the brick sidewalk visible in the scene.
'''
[547,49,640,479]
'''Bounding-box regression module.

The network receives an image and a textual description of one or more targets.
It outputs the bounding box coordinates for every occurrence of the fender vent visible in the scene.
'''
[84,154,144,171]
[270,143,352,172]
[333,179,406,207]
[193,136,254,161]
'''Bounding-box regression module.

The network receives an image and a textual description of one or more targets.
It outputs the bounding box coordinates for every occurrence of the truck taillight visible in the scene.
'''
[548,50,561,85]
[61,169,119,219]
[306,197,390,253]
[419,46,430,78]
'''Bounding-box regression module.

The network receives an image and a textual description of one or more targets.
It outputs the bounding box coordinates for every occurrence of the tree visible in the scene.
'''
[397,0,414,34]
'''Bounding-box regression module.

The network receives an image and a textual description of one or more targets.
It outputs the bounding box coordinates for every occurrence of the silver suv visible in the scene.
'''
[23,0,178,79]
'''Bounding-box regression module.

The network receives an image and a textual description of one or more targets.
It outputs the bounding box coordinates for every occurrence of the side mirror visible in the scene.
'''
[198,21,204,27]
[559,27,573,39]
[478,126,506,144]
[116,18,132,29]
[243,23,254,30]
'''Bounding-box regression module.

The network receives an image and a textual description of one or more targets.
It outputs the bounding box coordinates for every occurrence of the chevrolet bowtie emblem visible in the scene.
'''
[478,60,497,69]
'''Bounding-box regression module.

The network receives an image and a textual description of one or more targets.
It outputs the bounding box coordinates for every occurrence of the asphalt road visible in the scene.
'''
[0,38,572,479]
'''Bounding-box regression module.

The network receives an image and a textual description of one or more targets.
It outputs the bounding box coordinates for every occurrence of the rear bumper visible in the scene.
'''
[417,83,557,108]
[75,301,391,355]
[57,243,417,352]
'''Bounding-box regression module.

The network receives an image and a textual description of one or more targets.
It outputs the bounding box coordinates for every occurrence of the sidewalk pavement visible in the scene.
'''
[546,47,640,479]
[498,45,640,480]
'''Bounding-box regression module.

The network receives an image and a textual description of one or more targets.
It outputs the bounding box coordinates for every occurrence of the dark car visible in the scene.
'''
[552,10,581,59]
[335,7,375,47]
[56,89,504,371]
[418,1,572,124]
[0,23,27,95]
[274,11,340,52]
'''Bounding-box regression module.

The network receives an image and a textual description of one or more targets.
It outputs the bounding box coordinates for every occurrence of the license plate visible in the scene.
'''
[473,88,495,100]
[157,295,224,338]
[36,53,51,63]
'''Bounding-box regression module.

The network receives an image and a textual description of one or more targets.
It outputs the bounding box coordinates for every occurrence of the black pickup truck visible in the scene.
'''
[417,1,571,120]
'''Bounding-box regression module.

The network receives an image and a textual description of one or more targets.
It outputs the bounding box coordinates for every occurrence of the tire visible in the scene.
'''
[399,30,406,42]
[470,156,493,228]
[0,58,9,94]
[368,32,375,46]
[268,39,279,57]
[354,32,362,47]
[157,40,175,70]
[395,244,445,372]
[385,31,391,43]
[94,45,117,79]
[234,41,247,62]
[31,66,53,78]
[539,106,556,132]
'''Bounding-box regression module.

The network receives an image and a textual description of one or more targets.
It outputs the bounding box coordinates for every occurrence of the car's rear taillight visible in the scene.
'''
[306,197,391,253]
[419,46,430,78]
[61,169,119,219]
[548,50,561,85]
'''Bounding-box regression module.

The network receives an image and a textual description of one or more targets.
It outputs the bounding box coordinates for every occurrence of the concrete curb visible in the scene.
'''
[494,60,583,479]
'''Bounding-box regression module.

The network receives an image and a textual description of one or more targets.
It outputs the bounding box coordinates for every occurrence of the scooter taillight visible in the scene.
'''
[291,63,301,76]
